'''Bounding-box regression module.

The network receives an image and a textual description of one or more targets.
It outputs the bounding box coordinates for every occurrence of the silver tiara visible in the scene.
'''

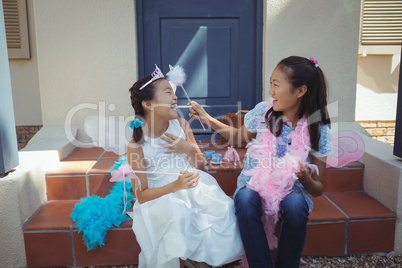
[139,64,165,90]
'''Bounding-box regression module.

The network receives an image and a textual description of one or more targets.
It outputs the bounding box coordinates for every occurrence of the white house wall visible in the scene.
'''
[9,0,360,130]
[263,0,361,123]
[33,0,138,127]
[9,0,42,126]
[356,55,400,121]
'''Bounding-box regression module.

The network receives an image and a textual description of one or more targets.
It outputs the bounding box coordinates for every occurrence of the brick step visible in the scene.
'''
[23,191,396,267]
[24,146,395,266]
[23,201,139,267]
[45,147,364,200]
[305,192,395,256]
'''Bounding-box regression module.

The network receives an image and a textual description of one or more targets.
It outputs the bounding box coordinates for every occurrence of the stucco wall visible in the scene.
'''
[356,54,400,121]
[263,0,361,122]
[9,0,361,131]
[9,0,42,126]
[32,0,138,129]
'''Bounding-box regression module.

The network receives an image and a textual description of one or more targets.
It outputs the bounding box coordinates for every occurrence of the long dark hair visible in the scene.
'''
[129,76,163,144]
[265,56,330,152]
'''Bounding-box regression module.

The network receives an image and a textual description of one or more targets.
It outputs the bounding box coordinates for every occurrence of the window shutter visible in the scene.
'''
[2,0,30,59]
[361,0,402,45]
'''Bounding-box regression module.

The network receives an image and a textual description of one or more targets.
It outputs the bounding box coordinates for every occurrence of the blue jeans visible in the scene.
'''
[234,185,309,268]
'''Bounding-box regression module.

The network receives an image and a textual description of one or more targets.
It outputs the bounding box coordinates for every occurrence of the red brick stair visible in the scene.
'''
[23,143,396,267]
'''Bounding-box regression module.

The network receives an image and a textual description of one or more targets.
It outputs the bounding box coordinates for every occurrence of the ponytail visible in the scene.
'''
[133,125,144,144]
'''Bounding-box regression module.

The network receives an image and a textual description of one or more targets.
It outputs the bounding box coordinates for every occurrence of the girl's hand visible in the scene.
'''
[188,101,212,126]
[160,133,194,154]
[175,171,200,190]
[296,160,310,182]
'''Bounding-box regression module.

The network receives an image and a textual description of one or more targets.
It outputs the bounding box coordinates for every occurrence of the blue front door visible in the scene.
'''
[137,0,262,134]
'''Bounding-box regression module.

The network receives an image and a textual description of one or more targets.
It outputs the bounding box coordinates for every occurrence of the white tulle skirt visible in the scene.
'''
[131,170,245,268]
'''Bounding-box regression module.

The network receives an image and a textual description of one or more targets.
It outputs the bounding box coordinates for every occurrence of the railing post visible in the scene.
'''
[394,46,402,158]
[0,0,19,175]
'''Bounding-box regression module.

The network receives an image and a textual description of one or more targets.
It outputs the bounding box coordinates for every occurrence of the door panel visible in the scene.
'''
[137,0,262,133]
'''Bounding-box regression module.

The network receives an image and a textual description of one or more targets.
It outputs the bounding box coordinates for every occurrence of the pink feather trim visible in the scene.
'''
[223,146,241,162]
[246,100,316,249]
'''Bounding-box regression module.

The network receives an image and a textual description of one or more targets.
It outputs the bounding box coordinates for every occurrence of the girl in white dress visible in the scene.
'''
[126,66,245,268]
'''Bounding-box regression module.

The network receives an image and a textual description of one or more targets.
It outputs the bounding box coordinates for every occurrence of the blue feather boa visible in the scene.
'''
[71,156,134,251]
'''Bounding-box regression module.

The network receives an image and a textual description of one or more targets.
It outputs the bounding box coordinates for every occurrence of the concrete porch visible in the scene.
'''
[2,122,399,267]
